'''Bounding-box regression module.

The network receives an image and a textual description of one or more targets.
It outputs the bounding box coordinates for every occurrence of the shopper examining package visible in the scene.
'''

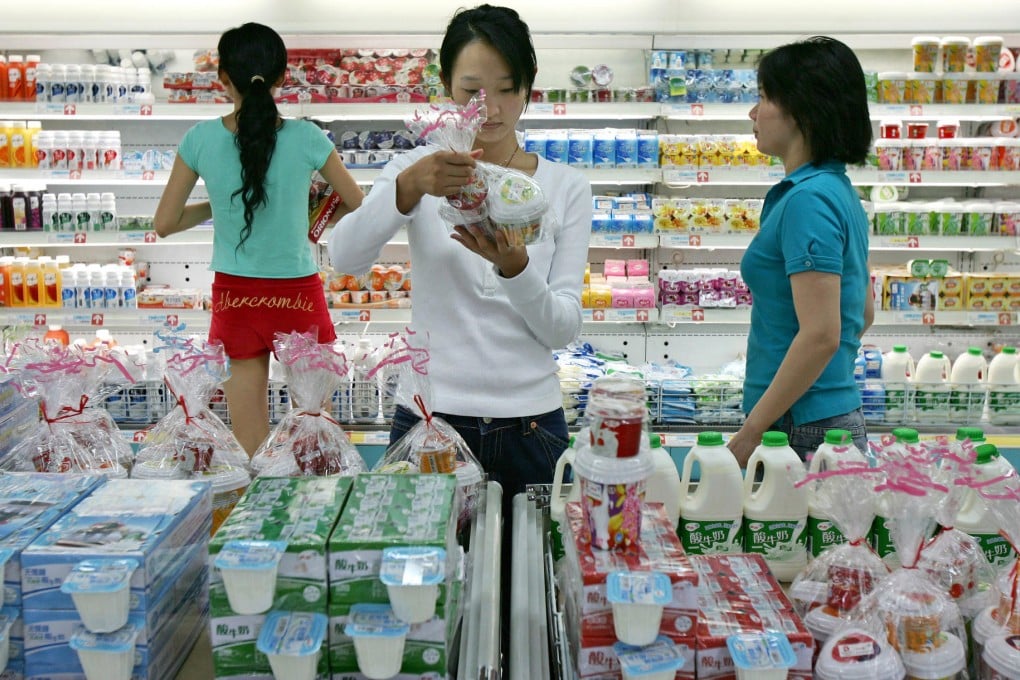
[727,37,874,465]
[154,22,363,456]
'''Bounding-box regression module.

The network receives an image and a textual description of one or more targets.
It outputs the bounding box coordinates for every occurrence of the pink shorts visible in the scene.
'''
[209,272,336,359]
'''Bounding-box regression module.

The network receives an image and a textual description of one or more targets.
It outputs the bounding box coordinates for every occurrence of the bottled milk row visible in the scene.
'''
[859,344,1020,425]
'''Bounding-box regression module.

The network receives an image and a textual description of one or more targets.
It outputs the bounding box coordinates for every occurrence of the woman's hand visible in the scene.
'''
[450,223,529,278]
[726,423,765,468]
[396,149,483,214]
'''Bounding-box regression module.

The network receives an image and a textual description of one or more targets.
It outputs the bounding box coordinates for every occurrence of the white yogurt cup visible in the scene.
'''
[378,546,446,624]
[815,627,906,680]
[726,630,797,680]
[68,623,138,680]
[982,634,1020,680]
[606,570,671,646]
[900,632,965,679]
[212,540,287,615]
[60,558,139,633]
[804,606,845,649]
[255,610,328,680]
[972,605,1008,678]
[0,608,17,673]
[613,635,686,680]
[344,603,410,680]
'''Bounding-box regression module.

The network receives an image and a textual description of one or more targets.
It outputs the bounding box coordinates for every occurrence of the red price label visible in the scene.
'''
[621,234,636,247]
[553,103,567,116]
[63,103,77,115]
[691,308,705,322]
[688,234,702,247]
[132,430,149,443]
[909,172,923,184]
[69,169,82,180]
[139,104,153,116]
[690,103,705,116]
[592,310,606,322]
[91,313,104,326]
[33,313,47,326]
[636,309,650,322]
[909,105,923,116]
[144,231,157,243]
[73,232,87,244]
[922,312,936,325]
[358,310,372,322]
[999,312,1013,326]
[141,170,155,181]
[696,171,710,183]
[906,236,920,248]
[165,314,179,327]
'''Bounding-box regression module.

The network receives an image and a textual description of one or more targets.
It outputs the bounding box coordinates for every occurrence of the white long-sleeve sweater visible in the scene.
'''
[329,146,592,417]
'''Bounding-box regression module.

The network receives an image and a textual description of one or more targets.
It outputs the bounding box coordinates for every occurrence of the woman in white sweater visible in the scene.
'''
[330,4,591,506]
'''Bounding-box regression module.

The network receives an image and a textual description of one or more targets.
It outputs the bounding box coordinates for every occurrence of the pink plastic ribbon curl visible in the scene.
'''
[276,330,348,378]
[366,328,430,380]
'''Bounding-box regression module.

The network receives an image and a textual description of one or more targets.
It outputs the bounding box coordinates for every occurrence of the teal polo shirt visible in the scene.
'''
[739,161,870,425]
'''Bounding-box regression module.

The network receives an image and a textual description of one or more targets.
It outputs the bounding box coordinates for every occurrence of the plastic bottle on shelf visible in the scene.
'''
[9,121,27,168]
[988,347,1020,425]
[100,193,118,230]
[83,131,99,171]
[0,121,12,168]
[24,55,39,102]
[72,193,90,231]
[678,430,744,555]
[39,256,60,307]
[48,63,66,103]
[66,130,84,172]
[8,258,27,307]
[807,429,867,557]
[86,193,102,230]
[644,433,682,528]
[43,324,69,346]
[949,347,987,423]
[0,57,8,101]
[10,185,28,230]
[64,64,82,103]
[23,257,41,307]
[34,62,51,103]
[743,431,809,581]
[119,267,137,309]
[40,193,55,232]
[72,266,88,308]
[25,121,41,168]
[870,427,921,570]
[51,130,69,171]
[351,337,380,420]
[81,64,96,103]
[913,350,951,424]
[60,264,77,309]
[103,265,120,309]
[7,56,24,100]
[56,193,74,231]
[956,443,1016,568]
[0,256,12,307]
[87,265,105,309]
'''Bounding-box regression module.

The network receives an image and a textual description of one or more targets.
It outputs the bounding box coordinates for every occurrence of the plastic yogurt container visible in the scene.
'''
[606,570,671,646]
[60,558,139,633]
[343,603,411,680]
[613,635,686,680]
[486,172,548,246]
[804,605,845,649]
[255,611,328,680]
[900,632,965,679]
[982,634,1020,680]
[68,623,139,680]
[814,627,906,680]
[212,539,287,615]
[726,630,797,680]
[378,546,447,624]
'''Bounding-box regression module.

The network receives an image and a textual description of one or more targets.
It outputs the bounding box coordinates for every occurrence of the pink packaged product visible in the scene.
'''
[611,286,635,308]
[604,259,627,277]
[626,259,650,278]
[632,284,656,309]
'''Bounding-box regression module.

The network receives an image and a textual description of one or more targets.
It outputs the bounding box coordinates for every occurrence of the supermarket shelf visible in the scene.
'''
[582,308,658,323]
[663,167,1020,187]
[0,229,212,246]
[0,169,176,186]
[658,233,755,249]
[589,233,658,249]
[873,310,1019,327]
[870,235,1020,252]
[652,32,1020,51]
[662,102,1020,122]
[659,306,752,325]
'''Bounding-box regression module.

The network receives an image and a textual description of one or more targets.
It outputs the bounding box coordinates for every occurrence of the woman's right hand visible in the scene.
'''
[396,149,483,214]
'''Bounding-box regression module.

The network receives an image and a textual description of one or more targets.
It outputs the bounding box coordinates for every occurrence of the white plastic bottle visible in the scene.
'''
[743,431,809,581]
[66,130,84,172]
[351,337,379,420]
[956,443,1016,569]
[913,350,951,424]
[949,347,987,423]
[808,429,867,557]
[119,267,137,309]
[41,193,56,232]
[72,193,90,232]
[56,192,74,232]
[50,131,68,171]
[100,193,118,230]
[644,433,682,528]
[881,344,914,421]
[988,347,1020,425]
[34,62,50,102]
[86,193,102,231]
[102,265,119,308]
[61,264,78,309]
[73,266,89,308]
[871,427,921,570]
[678,431,744,555]
[64,63,82,103]
[87,265,104,309]
[550,431,584,563]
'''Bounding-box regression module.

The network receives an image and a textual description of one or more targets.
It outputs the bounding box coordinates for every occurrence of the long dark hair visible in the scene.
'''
[756,36,872,165]
[439,4,537,101]
[217,22,287,250]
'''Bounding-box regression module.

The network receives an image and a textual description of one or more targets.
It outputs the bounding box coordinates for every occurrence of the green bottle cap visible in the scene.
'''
[975,443,1000,464]
[697,431,724,446]
[892,427,920,444]
[824,429,852,445]
[762,431,789,447]
[648,433,662,448]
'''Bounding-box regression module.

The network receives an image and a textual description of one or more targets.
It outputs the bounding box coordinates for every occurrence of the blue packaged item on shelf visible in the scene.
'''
[637,132,659,168]
[545,133,569,164]
[568,131,594,168]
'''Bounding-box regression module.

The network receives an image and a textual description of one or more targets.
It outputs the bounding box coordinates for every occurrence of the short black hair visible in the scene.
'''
[757,36,872,165]
[439,4,537,99]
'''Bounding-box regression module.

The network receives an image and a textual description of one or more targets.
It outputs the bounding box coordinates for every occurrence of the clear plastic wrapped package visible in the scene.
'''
[251,330,366,477]
[2,339,140,476]
[407,90,551,246]
[973,473,1020,654]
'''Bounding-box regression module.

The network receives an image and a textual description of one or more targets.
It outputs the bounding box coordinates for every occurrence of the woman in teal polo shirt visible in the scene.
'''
[727,37,874,465]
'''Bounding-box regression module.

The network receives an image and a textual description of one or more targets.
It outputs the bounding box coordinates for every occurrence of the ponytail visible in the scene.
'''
[217,22,288,250]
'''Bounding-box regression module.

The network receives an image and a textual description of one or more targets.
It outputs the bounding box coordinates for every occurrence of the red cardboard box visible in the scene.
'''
[562,502,699,647]
[688,554,814,679]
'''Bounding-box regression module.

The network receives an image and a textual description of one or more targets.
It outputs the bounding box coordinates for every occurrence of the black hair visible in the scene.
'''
[756,36,873,165]
[217,22,288,250]
[439,4,537,100]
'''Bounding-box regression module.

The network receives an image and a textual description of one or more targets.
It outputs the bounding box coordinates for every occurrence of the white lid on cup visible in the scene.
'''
[982,634,1020,680]
[974,36,1005,47]
[901,632,965,679]
[940,36,971,46]
[911,36,941,46]
[815,627,905,680]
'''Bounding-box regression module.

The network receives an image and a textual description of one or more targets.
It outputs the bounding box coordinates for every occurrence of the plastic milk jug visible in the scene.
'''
[988,347,1020,425]
[743,431,809,581]
[808,429,866,557]
[351,337,379,420]
[913,351,951,424]
[957,443,1016,568]
[643,433,681,528]
[871,427,920,569]
[882,345,914,420]
[678,431,743,555]
[550,431,585,562]
[949,347,987,422]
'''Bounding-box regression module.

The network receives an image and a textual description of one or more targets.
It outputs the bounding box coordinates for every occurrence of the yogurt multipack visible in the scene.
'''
[255,611,329,680]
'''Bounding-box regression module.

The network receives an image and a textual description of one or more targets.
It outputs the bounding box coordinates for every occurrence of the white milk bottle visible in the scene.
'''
[678,431,743,555]
[808,429,867,557]
[743,431,809,581]
[988,346,1020,425]
[956,442,1016,569]
[913,350,951,424]
[550,431,585,563]
[643,433,681,528]
[882,344,914,422]
[949,347,987,423]
[871,427,920,570]
[351,337,379,420]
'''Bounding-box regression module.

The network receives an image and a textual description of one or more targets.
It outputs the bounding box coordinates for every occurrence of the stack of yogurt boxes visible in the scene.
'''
[328,473,462,680]
[560,501,700,679]
[0,473,106,680]
[19,478,212,680]
[208,476,355,680]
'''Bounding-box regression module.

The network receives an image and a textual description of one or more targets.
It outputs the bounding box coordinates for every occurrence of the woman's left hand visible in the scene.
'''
[726,423,765,468]
[451,223,529,278]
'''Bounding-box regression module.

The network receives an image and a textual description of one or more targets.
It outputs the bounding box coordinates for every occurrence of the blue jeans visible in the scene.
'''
[773,407,869,459]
